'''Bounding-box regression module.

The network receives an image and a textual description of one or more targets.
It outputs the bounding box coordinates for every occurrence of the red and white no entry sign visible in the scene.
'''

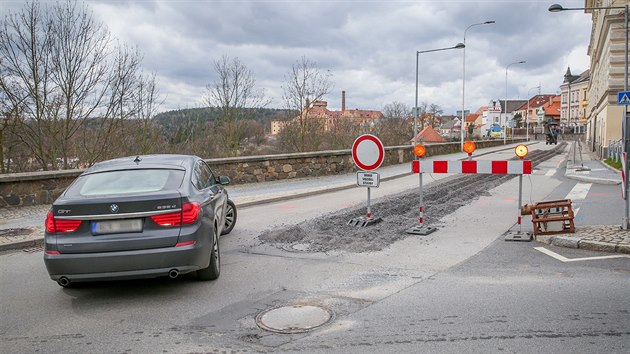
[352,134,384,171]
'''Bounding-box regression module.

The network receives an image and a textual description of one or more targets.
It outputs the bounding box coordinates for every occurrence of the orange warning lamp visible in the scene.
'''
[463,141,476,155]
[515,144,528,159]
[413,144,426,158]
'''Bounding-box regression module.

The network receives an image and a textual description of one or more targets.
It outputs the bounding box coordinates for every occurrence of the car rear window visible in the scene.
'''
[65,169,185,197]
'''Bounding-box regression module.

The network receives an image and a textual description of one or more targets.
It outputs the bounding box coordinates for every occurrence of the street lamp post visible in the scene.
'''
[504,61,526,144]
[461,20,495,150]
[414,43,466,146]
[412,43,465,236]
[550,3,629,228]
[526,85,541,141]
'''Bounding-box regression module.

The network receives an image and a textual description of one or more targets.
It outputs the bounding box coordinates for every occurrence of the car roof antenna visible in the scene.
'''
[134,156,141,164]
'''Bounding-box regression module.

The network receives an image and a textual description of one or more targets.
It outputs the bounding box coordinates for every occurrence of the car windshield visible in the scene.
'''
[65,169,185,197]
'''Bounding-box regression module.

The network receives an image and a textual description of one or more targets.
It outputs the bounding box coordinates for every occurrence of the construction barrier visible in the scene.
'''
[412,159,532,175]
[531,199,575,237]
[408,143,532,240]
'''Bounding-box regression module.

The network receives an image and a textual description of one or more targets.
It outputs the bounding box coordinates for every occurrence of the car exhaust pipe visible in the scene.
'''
[168,269,179,279]
[57,277,71,288]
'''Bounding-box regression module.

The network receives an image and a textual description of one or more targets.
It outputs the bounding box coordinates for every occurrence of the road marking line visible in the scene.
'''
[545,169,556,176]
[565,183,591,217]
[534,247,630,262]
[565,183,592,201]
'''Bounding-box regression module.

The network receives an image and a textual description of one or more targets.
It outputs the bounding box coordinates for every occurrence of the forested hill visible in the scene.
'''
[153,107,295,126]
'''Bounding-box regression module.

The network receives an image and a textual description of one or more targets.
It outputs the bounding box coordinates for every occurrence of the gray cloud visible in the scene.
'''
[3,0,592,114]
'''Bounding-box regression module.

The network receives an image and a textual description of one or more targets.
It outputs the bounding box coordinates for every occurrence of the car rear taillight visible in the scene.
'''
[181,202,201,224]
[150,211,181,226]
[151,202,200,227]
[45,211,82,233]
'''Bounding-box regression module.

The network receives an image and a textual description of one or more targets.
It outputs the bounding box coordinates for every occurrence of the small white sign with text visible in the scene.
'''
[357,171,380,188]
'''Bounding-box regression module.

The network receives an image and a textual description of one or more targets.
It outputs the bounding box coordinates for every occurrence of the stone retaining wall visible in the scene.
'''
[0,139,516,207]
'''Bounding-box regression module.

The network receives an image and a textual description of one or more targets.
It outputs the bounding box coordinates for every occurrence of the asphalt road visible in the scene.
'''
[1,143,628,353]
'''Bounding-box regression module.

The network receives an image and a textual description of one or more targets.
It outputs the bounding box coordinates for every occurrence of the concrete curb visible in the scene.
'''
[0,237,43,252]
[564,173,621,185]
[537,234,630,255]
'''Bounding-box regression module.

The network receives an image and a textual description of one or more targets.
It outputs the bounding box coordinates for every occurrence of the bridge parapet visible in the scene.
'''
[0,139,516,207]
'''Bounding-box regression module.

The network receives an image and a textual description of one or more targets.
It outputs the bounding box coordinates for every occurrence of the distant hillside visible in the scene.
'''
[153,107,295,127]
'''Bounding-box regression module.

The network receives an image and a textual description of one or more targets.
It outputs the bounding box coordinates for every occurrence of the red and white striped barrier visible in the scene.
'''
[412,159,532,175]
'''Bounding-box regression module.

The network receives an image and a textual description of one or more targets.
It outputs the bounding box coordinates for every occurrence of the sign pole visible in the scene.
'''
[367,187,372,219]
[518,174,523,233]
[418,172,424,226]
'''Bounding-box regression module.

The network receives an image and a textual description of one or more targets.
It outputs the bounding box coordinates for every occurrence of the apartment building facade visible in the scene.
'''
[584,0,628,156]
[559,67,590,132]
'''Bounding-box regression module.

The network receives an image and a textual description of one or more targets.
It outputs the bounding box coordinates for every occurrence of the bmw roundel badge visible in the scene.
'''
[110,204,119,213]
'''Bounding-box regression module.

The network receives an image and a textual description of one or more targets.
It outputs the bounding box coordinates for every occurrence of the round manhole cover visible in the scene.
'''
[256,305,334,334]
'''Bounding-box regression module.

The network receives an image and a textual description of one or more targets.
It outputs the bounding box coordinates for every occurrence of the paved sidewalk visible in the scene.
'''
[2,141,629,255]
[564,140,621,185]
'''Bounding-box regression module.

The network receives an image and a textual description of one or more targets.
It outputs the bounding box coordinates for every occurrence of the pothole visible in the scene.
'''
[280,243,312,253]
[256,304,334,334]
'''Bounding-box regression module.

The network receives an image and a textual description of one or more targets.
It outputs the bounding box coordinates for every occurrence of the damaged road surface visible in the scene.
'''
[259,145,566,253]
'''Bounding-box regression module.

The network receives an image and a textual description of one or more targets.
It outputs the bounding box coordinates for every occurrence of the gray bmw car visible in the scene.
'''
[43,154,237,287]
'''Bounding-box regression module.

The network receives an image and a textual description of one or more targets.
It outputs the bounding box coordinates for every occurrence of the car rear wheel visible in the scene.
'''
[221,199,237,235]
[197,226,220,281]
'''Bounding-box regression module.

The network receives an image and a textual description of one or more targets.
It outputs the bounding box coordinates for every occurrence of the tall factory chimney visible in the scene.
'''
[342,91,346,112]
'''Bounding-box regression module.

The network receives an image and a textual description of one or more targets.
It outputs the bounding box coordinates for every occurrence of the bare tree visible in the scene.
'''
[204,55,268,157]
[383,101,411,120]
[278,117,325,153]
[281,56,333,152]
[376,101,412,146]
[78,43,140,165]
[135,71,162,154]
[427,103,443,128]
[1,1,160,171]
[416,101,428,130]
[0,1,57,170]
[48,0,112,168]
[321,116,361,150]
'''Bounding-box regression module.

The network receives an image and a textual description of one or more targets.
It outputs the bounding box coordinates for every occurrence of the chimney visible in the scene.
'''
[342,91,346,112]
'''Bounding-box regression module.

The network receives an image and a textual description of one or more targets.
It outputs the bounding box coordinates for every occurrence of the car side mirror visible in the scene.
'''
[218,176,231,185]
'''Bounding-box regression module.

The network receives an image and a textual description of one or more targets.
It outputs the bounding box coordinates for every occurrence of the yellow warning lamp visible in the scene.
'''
[463,141,476,156]
[515,144,528,159]
[413,144,426,158]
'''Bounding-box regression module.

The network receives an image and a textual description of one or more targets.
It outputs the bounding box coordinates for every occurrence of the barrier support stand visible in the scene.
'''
[504,174,532,241]
[348,186,382,227]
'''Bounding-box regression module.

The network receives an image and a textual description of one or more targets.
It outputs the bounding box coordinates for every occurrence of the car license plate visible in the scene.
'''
[92,219,143,235]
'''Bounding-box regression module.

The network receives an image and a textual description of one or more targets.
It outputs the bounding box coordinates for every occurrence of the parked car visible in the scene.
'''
[43,154,237,287]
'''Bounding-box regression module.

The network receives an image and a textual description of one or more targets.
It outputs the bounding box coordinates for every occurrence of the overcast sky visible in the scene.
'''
[3,0,592,115]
